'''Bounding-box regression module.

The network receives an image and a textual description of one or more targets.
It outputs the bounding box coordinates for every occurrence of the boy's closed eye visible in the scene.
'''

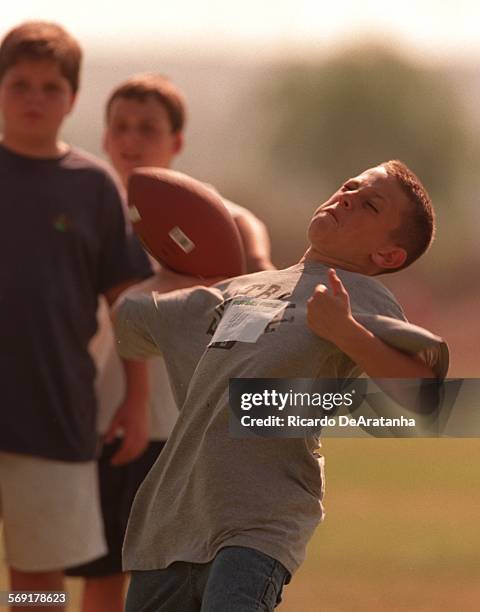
[364,201,379,213]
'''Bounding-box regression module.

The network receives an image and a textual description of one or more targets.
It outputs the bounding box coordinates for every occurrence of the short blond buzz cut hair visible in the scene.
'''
[380,159,436,271]
[0,21,82,93]
[105,73,187,133]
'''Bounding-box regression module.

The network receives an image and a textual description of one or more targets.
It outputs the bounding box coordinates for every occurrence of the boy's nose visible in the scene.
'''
[25,87,49,105]
[25,87,41,103]
[119,129,140,146]
[339,194,353,209]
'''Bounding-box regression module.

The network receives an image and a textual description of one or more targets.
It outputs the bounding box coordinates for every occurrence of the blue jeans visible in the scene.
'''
[125,546,290,611]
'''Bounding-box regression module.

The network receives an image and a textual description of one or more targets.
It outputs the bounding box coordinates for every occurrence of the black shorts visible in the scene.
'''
[65,437,165,577]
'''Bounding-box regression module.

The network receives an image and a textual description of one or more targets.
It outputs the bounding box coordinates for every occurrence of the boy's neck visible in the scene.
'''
[1,133,68,159]
[300,247,372,275]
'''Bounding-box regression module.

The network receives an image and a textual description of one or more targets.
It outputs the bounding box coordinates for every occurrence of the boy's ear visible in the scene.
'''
[102,128,109,154]
[173,131,184,156]
[371,246,407,271]
[66,92,77,115]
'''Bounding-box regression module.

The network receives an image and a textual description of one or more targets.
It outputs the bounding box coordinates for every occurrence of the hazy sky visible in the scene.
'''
[3,1,480,62]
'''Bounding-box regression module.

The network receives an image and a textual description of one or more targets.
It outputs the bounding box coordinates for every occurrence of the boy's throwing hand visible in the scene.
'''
[307,268,359,346]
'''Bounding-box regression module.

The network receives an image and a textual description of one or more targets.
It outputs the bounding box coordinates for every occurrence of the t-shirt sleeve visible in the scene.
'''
[115,289,186,360]
[114,284,224,361]
[346,275,449,379]
[355,314,449,379]
[96,171,152,293]
[115,283,228,411]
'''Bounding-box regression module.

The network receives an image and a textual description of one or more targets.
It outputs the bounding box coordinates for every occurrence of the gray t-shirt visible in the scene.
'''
[115,262,447,575]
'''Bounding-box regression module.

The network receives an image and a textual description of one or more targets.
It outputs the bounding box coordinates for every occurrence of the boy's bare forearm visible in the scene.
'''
[121,358,149,404]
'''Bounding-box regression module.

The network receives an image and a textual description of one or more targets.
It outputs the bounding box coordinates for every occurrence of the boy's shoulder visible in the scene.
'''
[200,183,256,222]
[57,147,125,200]
[0,143,117,184]
[62,146,119,183]
[337,268,406,320]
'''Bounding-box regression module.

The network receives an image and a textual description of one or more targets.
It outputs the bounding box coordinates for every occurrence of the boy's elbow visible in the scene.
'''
[413,355,437,379]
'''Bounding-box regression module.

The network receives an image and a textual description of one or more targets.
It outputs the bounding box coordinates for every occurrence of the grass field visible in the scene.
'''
[2,438,480,611]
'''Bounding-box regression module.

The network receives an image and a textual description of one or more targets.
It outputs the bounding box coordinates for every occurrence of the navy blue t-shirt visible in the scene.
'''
[0,144,152,461]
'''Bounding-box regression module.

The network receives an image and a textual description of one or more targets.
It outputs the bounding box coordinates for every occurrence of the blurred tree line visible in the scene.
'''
[264,43,470,199]
[248,43,479,277]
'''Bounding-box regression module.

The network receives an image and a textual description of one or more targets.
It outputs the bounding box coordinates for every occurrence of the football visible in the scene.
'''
[128,167,246,278]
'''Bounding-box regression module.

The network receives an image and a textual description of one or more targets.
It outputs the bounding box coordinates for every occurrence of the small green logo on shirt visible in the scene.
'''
[53,214,71,232]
